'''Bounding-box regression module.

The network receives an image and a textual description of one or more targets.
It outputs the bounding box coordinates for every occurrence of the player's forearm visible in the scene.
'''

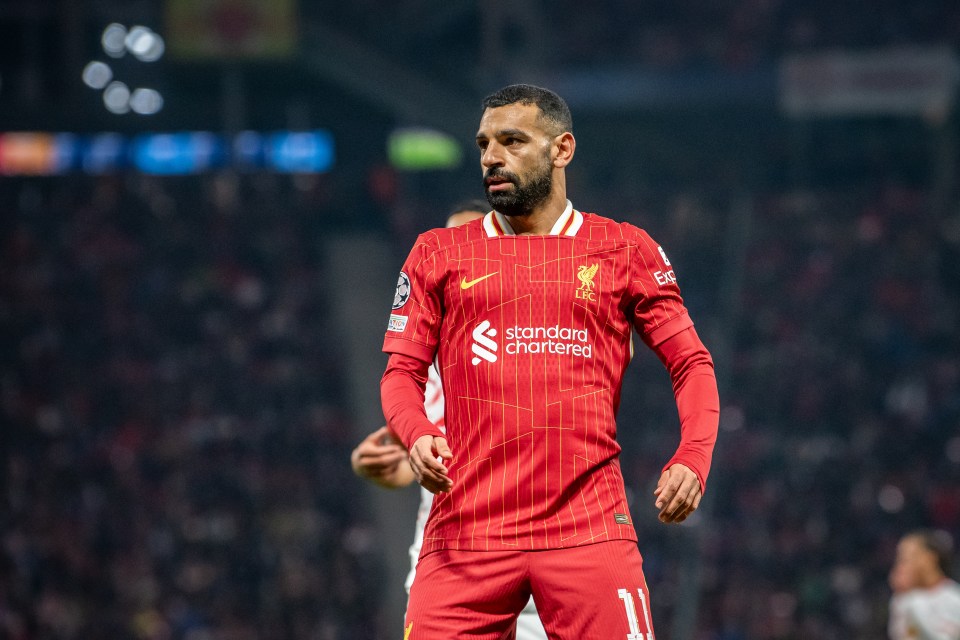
[654,327,720,492]
[380,353,443,449]
[667,371,719,489]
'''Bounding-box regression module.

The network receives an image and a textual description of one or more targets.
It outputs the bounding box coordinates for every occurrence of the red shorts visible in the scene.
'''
[404,540,654,640]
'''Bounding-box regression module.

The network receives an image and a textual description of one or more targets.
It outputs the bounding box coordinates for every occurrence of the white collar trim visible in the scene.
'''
[484,200,582,237]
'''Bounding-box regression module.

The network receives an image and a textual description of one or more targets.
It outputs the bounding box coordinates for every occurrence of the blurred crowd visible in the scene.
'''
[310,0,960,77]
[1,174,388,639]
[2,156,959,640]
[613,182,960,639]
[698,183,960,639]
[548,0,960,70]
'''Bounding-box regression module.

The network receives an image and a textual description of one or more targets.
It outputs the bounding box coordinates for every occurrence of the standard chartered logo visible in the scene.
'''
[470,320,593,365]
[471,320,498,365]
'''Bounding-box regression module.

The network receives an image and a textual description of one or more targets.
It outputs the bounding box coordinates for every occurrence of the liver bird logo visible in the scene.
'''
[576,263,599,300]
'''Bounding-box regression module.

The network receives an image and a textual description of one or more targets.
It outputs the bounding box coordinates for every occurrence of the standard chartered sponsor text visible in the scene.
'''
[503,325,593,358]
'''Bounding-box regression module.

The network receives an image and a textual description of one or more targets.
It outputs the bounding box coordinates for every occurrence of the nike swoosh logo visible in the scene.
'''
[460,272,499,290]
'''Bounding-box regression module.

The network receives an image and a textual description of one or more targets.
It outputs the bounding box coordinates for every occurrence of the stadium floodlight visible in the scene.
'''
[82,61,113,89]
[103,81,131,114]
[135,33,165,62]
[125,26,165,62]
[130,88,163,115]
[102,23,127,58]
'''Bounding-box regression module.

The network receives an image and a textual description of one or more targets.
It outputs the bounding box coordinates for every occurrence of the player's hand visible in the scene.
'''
[409,435,453,494]
[351,426,409,486]
[654,463,702,524]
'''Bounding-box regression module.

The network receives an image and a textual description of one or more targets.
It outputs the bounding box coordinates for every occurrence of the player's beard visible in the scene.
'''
[484,154,553,217]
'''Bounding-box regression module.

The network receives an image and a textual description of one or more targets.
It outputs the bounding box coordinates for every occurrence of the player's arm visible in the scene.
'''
[627,231,719,524]
[351,426,417,489]
[650,326,719,524]
[381,352,453,494]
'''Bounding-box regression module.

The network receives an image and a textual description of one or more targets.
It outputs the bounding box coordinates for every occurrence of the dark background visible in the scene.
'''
[2,1,959,638]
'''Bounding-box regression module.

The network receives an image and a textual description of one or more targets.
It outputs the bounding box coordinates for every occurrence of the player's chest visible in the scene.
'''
[442,239,632,315]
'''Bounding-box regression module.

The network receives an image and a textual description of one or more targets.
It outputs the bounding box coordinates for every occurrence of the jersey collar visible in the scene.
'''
[483,200,583,237]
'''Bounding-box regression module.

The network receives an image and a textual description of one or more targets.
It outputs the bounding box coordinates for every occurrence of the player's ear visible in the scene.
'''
[553,132,575,168]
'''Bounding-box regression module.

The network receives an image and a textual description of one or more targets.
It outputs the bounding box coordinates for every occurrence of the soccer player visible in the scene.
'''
[889,530,960,640]
[381,84,720,639]
[352,202,548,639]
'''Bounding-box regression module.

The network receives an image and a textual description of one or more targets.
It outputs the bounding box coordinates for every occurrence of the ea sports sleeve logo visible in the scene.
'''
[393,272,411,309]
[471,320,498,365]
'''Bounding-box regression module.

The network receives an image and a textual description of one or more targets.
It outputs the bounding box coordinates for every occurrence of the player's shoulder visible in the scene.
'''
[413,217,487,254]
[944,578,960,598]
[578,211,657,245]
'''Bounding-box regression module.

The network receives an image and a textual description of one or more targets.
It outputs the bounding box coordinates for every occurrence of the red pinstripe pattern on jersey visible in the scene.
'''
[383,211,691,554]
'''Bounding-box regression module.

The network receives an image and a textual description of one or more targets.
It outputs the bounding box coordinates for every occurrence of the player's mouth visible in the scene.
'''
[484,172,515,192]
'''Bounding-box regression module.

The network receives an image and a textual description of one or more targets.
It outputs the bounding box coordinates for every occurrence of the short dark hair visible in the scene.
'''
[449,199,489,216]
[908,529,954,576]
[482,84,573,137]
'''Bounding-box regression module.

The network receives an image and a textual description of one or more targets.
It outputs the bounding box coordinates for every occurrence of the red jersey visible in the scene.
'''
[383,203,696,554]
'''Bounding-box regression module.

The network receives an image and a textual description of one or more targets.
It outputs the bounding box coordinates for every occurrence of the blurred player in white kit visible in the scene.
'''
[889,530,960,640]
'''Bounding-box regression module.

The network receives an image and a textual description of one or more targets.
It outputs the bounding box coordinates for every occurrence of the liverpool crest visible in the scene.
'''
[576,263,599,301]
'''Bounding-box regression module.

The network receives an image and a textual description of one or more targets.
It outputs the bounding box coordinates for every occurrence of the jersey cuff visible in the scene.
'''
[409,423,446,447]
[383,336,436,363]
[644,313,693,347]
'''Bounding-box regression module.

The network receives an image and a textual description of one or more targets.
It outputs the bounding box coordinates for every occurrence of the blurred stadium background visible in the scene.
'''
[2,0,959,638]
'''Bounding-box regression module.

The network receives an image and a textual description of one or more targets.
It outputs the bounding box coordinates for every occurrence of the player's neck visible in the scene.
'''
[502,191,569,236]
[920,571,947,589]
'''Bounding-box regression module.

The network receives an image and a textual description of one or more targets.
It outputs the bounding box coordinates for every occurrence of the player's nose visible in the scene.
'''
[480,142,503,169]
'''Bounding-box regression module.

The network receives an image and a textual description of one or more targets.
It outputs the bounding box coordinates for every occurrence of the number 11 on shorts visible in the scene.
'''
[618,587,654,640]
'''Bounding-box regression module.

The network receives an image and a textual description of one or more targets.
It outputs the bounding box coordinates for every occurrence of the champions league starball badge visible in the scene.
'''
[393,272,411,309]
